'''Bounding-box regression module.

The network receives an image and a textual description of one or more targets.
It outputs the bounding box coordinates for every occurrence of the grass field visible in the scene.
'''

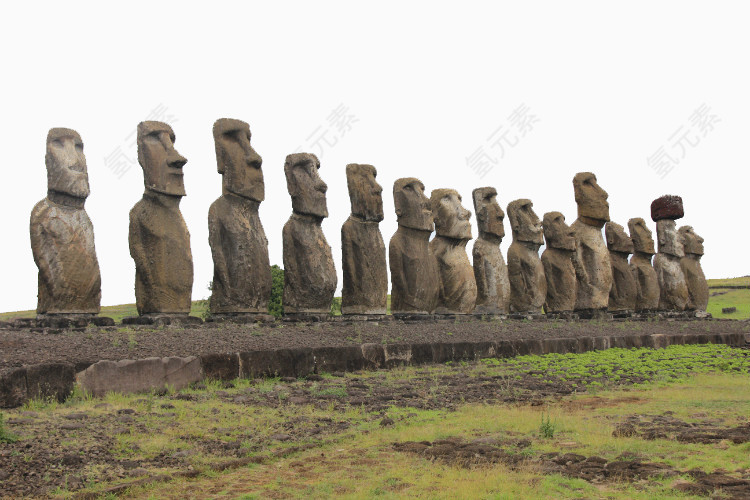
[2,344,749,498]
[3,277,748,321]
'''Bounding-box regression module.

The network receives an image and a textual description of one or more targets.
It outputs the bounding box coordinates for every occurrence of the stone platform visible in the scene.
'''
[1,327,744,408]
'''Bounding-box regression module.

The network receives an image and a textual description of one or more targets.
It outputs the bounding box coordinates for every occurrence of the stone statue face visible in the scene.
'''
[605,222,634,254]
[573,172,610,223]
[542,211,575,251]
[628,218,655,255]
[656,219,684,257]
[213,118,264,202]
[507,199,544,245]
[472,187,504,239]
[284,153,328,218]
[393,177,433,231]
[346,164,383,222]
[679,226,704,256]
[137,121,187,197]
[431,189,472,240]
[45,128,89,199]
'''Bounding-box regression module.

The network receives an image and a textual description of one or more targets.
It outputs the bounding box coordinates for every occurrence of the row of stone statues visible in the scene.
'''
[30,121,708,325]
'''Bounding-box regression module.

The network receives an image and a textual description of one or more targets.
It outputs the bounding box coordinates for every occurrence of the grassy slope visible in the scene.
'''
[2,277,748,321]
[0,302,208,323]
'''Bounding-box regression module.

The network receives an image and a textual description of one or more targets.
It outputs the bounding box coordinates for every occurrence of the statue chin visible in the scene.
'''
[51,178,90,200]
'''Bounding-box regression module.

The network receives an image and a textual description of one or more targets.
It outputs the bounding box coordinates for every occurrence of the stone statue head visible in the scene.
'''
[472,187,505,239]
[137,121,187,197]
[605,222,634,254]
[628,218,655,255]
[393,177,433,231]
[542,211,575,251]
[430,189,472,240]
[678,226,704,256]
[573,172,610,224]
[284,152,328,218]
[45,128,89,199]
[507,199,544,245]
[346,163,383,222]
[656,219,684,258]
[213,118,264,202]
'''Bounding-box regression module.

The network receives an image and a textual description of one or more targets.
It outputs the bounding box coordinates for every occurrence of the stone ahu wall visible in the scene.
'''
[24,121,710,326]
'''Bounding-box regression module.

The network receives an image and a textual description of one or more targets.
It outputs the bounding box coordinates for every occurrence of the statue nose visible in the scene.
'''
[245,148,262,168]
[168,152,187,169]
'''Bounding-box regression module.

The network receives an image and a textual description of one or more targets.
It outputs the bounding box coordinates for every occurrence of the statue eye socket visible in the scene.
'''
[75,143,83,151]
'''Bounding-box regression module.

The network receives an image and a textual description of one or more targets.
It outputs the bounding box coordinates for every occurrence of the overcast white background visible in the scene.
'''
[1,1,747,313]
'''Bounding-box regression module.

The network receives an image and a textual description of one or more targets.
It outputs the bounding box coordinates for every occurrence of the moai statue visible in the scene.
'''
[207,118,272,321]
[679,225,709,313]
[541,212,576,316]
[29,128,111,326]
[341,164,388,316]
[127,121,196,324]
[506,199,546,315]
[472,187,510,316]
[282,153,337,319]
[571,172,613,318]
[389,178,439,316]
[605,222,637,315]
[651,195,689,312]
[430,189,477,315]
[628,218,660,313]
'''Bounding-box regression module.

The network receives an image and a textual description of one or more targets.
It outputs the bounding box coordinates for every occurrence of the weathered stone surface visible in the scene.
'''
[31,128,102,315]
[472,187,510,315]
[541,211,577,313]
[0,368,28,408]
[282,153,336,314]
[341,164,387,315]
[121,314,202,326]
[430,189,477,314]
[572,172,612,312]
[679,226,708,311]
[654,219,689,311]
[129,121,193,315]
[628,218,660,312]
[26,363,75,402]
[208,119,271,314]
[200,353,240,381]
[389,178,439,314]
[76,357,200,397]
[605,222,637,312]
[507,199,546,314]
[651,195,684,221]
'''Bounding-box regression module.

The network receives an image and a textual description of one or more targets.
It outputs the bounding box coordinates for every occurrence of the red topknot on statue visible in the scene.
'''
[651,195,684,222]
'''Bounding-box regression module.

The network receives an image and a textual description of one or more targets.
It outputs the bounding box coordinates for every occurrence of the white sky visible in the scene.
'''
[2,1,748,312]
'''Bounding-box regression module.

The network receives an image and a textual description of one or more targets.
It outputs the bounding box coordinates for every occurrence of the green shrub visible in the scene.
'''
[539,412,555,439]
[269,265,284,318]
[330,297,342,316]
